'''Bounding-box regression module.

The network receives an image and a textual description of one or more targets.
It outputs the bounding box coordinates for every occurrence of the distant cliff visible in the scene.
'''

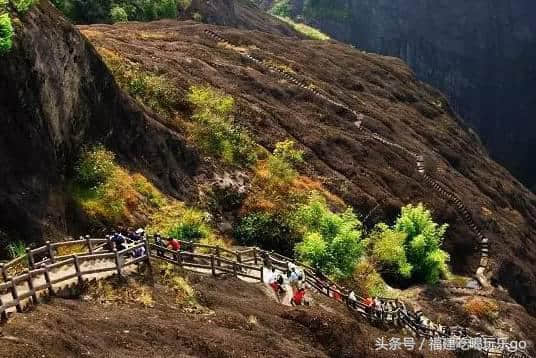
[264,0,536,191]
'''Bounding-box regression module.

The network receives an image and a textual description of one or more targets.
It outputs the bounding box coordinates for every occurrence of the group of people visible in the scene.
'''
[267,263,308,306]
[106,228,147,257]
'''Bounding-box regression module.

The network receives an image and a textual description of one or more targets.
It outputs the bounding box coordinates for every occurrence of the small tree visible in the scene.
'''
[294,194,364,278]
[372,203,450,284]
[110,6,128,22]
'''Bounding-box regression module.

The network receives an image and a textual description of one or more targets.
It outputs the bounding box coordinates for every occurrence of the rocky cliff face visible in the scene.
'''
[273,0,536,191]
[0,1,197,245]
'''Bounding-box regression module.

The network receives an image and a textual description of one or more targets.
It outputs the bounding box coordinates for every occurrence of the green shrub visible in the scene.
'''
[372,229,412,278]
[0,13,13,55]
[269,0,292,17]
[110,6,128,22]
[276,16,330,41]
[234,212,297,256]
[7,240,26,259]
[266,139,304,188]
[72,146,166,224]
[12,0,37,13]
[372,203,450,284]
[0,0,7,10]
[293,193,364,279]
[75,145,116,188]
[147,203,211,243]
[187,85,257,166]
[155,0,177,19]
[100,50,180,118]
[176,0,190,11]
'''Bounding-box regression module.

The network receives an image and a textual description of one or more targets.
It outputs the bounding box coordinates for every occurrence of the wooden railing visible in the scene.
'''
[0,241,149,320]
[1,238,109,281]
[148,244,263,282]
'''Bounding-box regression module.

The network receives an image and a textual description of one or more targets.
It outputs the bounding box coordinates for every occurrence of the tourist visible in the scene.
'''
[154,234,165,257]
[167,237,180,251]
[291,288,306,306]
[111,232,126,251]
[289,268,300,293]
[348,290,357,309]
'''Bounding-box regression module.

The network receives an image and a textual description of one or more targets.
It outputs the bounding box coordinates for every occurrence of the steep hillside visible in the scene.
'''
[261,0,536,191]
[78,20,536,313]
[0,271,453,358]
[1,0,536,320]
[0,1,197,244]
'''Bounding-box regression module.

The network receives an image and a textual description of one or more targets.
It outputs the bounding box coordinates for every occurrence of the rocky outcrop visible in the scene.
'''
[182,0,299,37]
[0,1,197,246]
[269,0,536,191]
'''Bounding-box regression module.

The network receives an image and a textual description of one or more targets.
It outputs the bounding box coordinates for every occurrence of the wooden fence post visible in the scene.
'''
[86,237,93,254]
[114,249,122,277]
[177,251,183,267]
[73,255,83,286]
[46,241,55,263]
[237,253,242,265]
[26,270,38,303]
[0,263,7,282]
[42,264,54,296]
[210,255,216,276]
[11,278,22,313]
[233,262,237,277]
[215,247,221,266]
[253,247,258,265]
[0,295,7,321]
[26,247,35,270]
[260,266,264,283]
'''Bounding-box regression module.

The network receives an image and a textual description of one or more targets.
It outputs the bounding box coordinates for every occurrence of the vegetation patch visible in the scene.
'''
[463,297,499,322]
[99,48,181,119]
[369,203,450,285]
[350,259,391,298]
[72,146,165,226]
[0,13,13,55]
[234,212,297,256]
[145,202,214,245]
[269,0,292,18]
[158,262,197,305]
[52,0,179,24]
[88,279,154,307]
[275,15,330,41]
[293,193,364,279]
[12,0,37,13]
[186,85,258,166]
[6,240,25,259]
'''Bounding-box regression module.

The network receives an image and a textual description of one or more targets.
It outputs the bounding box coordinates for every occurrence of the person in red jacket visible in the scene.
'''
[291,288,306,306]
[167,237,181,251]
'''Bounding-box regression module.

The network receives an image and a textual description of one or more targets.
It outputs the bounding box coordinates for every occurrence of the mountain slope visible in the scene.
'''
[260,0,536,191]
[78,20,536,313]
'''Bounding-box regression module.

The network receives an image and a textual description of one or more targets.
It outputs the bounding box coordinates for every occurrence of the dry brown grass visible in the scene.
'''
[87,280,154,307]
[56,243,88,257]
[463,297,499,321]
